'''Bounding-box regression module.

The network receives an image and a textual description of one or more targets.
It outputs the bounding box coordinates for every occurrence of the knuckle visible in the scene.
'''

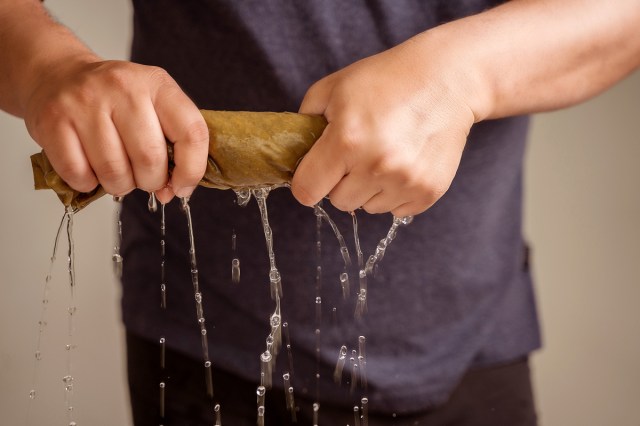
[181,120,210,147]
[57,163,97,193]
[416,176,450,205]
[94,159,131,191]
[147,66,175,88]
[101,64,131,90]
[333,122,364,156]
[134,146,166,170]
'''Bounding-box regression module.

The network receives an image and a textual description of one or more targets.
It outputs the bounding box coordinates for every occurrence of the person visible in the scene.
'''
[1,0,639,424]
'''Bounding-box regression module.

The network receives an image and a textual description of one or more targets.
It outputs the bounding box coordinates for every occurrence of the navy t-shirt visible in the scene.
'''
[121,0,540,413]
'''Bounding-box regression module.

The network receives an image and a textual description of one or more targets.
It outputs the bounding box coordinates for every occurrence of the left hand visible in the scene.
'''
[291,36,477,217]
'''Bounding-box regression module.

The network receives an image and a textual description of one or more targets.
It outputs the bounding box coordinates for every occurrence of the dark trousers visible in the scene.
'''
[127,332,537,426]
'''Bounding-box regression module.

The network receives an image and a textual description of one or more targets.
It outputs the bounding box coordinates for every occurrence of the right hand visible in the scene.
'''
[24,58,209,203]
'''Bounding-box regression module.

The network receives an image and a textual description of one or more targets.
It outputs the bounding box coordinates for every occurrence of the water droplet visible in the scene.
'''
[67,306,76,315]
[234,189,252,207]
[270,314,281,328]
[399,215,414,226]
[204,361,211,368]
[148,192,158,212]
[159,382,166,389]
[29,389,36,399]
[159,337,165,344]
[231,258,241,284]
[194,292,202,303]
[35,351,42,360]
[201,329,207,336]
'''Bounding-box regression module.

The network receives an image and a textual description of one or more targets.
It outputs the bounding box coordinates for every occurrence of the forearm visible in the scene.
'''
[0,0,98,117]
[413,0,640,121]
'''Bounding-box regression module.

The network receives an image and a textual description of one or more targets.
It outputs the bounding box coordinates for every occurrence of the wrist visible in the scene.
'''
[406,24,496,124]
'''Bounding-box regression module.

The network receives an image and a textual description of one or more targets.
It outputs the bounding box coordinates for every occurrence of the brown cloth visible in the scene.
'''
[31,110,327,211]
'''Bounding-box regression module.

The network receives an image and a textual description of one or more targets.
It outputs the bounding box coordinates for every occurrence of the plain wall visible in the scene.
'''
[0,1,638,425]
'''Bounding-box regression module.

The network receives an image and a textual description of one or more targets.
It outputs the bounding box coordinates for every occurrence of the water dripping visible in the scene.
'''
[283,322,294,377]
[358,336,368,389]
[260,351,273,388]
[313,402,320,426]
[339,272,350,300]
[353,406,361,426]
[361,397,369,426]
[159,337,166,370]
[180,197,215,399]
[313,204,352,268]
[160,203,167,309]
[64,208,77,426]
[282,373,295,413]
[231,258,240,284]
[354,288,367,320]
[315,297,322,327]
[214,403,222,425]
[351,211,364,269]
[112,196,124,278]
[333,345,348,384]
[159,381,166,419]
[358,336,366,359]
[257,405,265,426]
[231,230,240,284]
[253,187,290,392]
[363,216,413,277]
[287,387,297,422]
[349,351,359,394]
[234,189,252,207]
[148,192,158,213]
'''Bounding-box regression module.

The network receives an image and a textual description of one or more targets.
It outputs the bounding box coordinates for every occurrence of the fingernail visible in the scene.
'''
[175,186,196,198]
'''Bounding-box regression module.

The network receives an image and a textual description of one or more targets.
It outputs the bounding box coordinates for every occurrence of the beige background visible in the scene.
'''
[0,1,638,425]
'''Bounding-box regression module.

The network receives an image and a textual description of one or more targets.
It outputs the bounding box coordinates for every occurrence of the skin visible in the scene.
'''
[1,0,639,213]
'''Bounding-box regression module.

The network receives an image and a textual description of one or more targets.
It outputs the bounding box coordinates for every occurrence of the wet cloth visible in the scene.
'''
[120,0,540,414]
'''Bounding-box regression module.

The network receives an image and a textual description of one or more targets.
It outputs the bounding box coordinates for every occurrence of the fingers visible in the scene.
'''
[75,111,135,196]
[113,99,168,192]
[153,71,209,198]
[291,123,349,206]
[40,123,99,193]
[327,172,381,212]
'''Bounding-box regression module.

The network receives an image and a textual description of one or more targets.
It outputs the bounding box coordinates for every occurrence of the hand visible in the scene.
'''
[292,37,477,217]
[24,58,209,203]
